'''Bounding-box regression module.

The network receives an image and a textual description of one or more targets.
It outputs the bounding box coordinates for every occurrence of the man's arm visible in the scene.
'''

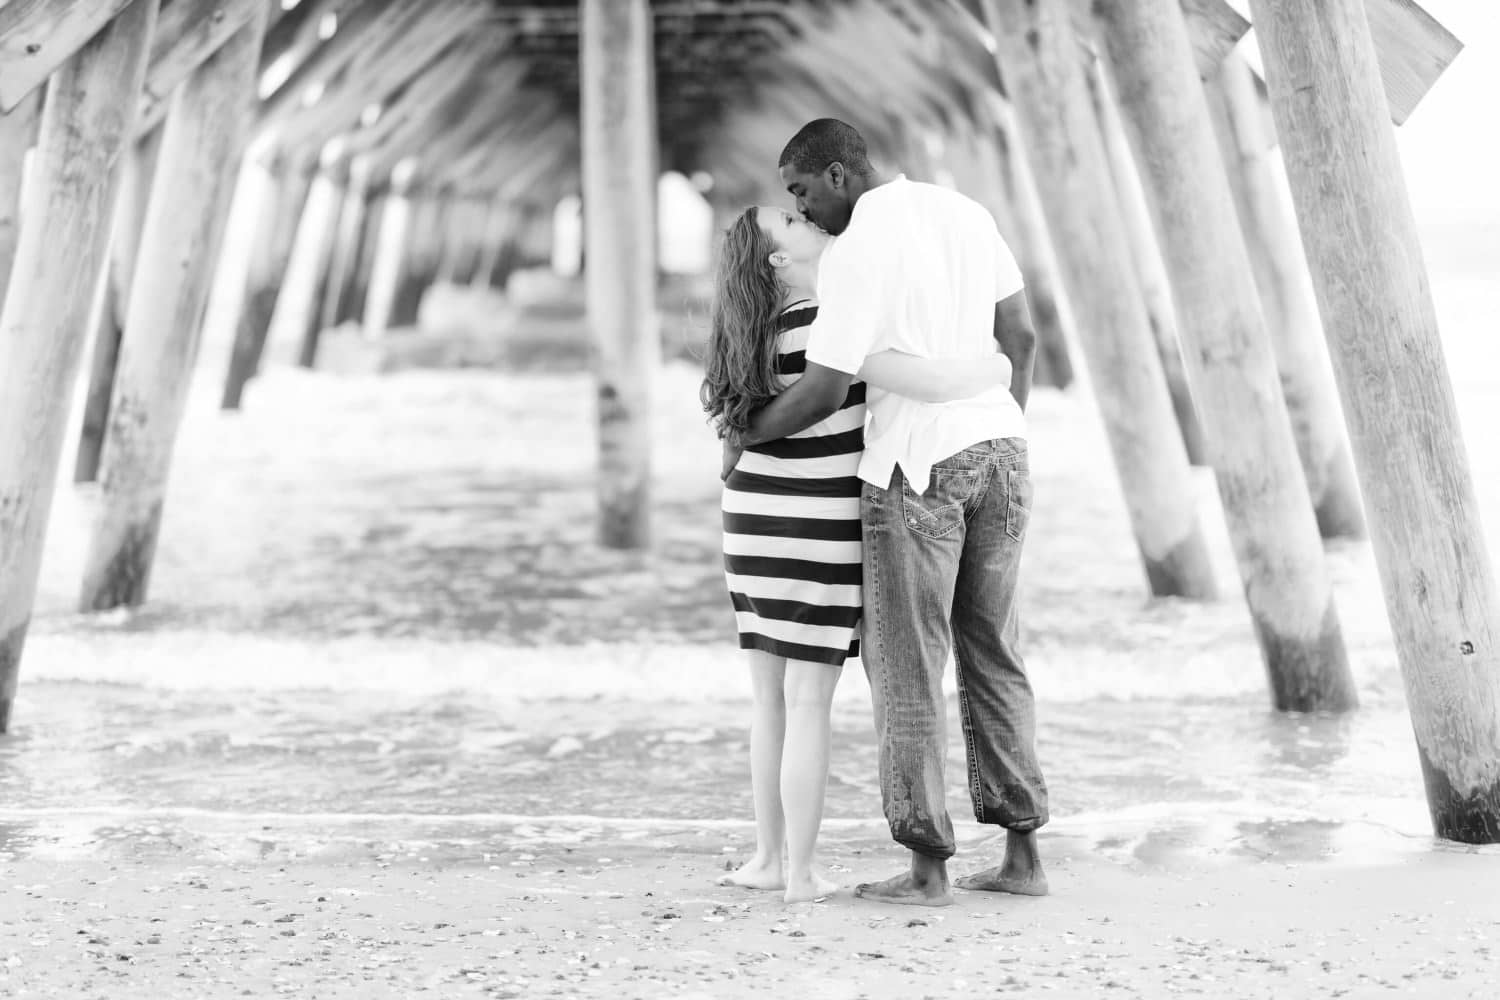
[995,289,1038,412]
[719,364,851,480]
[858,350,1012,402]
[742,363,852,445]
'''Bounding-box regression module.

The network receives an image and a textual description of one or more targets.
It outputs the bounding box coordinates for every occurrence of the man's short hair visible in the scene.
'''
[778,118,873,178]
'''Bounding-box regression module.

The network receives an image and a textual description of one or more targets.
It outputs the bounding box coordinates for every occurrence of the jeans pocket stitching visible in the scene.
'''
[902,472,971,539]
[1005,469,1030,541]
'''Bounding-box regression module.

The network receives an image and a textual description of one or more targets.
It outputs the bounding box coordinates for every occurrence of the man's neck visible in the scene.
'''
[847,169,892,207]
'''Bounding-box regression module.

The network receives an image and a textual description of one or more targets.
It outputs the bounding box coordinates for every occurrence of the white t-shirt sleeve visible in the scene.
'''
[994,225,1026,302]
[803,237,888,376]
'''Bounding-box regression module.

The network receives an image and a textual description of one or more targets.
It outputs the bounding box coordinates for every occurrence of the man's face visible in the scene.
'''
[780,162,853,236]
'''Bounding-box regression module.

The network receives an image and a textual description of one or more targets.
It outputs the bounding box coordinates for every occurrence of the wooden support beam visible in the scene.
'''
[1094,0,1357,711]
[779,6,944,133]
[978,106,1076,390]
[0,85,40,299]
[1204,51,1364,539]
[351,53,524,178]
[985,0,1218,599]
[221,151,313,408]
[751,67,874,146]
[909,0,1005,99]
[470,197,517,290]
[74,125,162,484]
[385,188,427,328]
[80,10,265,611]
[318,151,368,333]
[389,187,449,326]
[343,50,497,159]
[1225,0,1464,132]
[434,193,477,285]
[1366,0,1462,126]
[495,129,579,204]
[582,0,658,549]
[442,195,477,286]
[263,0,484,151]
[456,107,578,189]
[257,0,322,66]
[454,195,493,285]
[847,1,983,124]
[136,0,262,132]
[1178,0,1249,77]
[0,0,158,731]
[296,160,345,365]
[0,0,137,110]
[489,205,532,290]
[420,98,559,190]
[1250,0,1500,841]
[890,118,938,183]
[360,159,414,338]
[256,0,349,98]
[1078,0,1459,123]
[1085,57,1207,466]
[259,0,343,72]
[337,181,380,325]
[264,143,345,368]
[257,0,416,127]
[460,123,579,216]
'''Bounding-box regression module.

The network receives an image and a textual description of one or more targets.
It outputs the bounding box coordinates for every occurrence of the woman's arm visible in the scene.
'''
[856,350,1013,403]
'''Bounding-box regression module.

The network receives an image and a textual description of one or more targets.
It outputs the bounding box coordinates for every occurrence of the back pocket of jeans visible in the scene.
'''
[1006,469,1032,541]
[902,469,975,538]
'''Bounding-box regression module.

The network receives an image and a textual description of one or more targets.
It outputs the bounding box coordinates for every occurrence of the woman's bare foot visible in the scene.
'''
[854,855,953,907]
[783,871,839,904]
[717,856,785,890]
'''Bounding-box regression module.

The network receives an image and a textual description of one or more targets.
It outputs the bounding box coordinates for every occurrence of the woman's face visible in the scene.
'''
[755,205,829,265]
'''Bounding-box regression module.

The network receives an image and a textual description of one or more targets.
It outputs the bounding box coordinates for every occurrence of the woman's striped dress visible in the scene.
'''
[722,305,866,666]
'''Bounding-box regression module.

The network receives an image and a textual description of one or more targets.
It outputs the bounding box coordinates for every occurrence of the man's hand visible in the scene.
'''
[994,290,1038,412]
[721,439,745,481]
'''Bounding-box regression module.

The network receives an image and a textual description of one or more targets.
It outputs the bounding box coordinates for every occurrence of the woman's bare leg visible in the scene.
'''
[781,659,843,903]
[719,649,787,889]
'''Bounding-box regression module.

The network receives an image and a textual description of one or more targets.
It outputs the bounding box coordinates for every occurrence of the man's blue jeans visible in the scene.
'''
[861,437,1049,861]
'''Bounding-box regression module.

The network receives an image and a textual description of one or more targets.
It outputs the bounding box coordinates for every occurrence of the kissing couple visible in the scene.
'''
[702,118,1050,905]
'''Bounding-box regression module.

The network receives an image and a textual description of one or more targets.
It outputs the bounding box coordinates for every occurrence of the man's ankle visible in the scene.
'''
[910,851,949,884]
[1004,830,1042,867]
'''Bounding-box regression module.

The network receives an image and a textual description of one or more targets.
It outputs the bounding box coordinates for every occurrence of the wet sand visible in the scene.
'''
[5,837,1500,999]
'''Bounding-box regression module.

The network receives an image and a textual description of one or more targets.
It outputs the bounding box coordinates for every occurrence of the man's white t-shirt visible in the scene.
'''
[804,175,1027,491]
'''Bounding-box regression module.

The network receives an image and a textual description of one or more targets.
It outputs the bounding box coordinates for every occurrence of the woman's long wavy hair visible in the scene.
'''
[701,208,786,445]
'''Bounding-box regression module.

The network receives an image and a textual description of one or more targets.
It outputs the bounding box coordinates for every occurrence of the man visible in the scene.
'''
[732,118,1048,906]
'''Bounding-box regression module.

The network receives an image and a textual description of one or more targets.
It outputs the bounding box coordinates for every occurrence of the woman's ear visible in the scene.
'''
[768,251,790,268]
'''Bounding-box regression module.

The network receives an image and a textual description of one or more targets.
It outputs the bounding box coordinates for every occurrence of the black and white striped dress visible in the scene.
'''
[722,305,866,666]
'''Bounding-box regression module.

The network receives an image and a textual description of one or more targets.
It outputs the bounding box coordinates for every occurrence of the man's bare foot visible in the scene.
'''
[955,830,1048,895]
[783,871,839,904]
[717,856,785,891]
[954,865,1049,896]
[853,870,953,907]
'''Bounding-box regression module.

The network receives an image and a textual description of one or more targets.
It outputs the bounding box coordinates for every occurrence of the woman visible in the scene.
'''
[702,206,1012,903]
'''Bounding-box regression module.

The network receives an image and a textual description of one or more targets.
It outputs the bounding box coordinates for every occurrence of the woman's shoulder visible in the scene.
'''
[774,303,818,333]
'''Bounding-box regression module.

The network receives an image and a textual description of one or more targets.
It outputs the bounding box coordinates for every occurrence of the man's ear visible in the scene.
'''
[827,162,845,189]
[768,251,790,268]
